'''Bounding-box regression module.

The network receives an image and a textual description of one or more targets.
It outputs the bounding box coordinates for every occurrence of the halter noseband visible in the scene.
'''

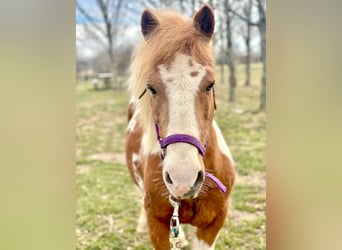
[154,123,207,159]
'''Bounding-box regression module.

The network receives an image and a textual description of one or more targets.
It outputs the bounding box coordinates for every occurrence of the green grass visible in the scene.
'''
[76,63,266,249]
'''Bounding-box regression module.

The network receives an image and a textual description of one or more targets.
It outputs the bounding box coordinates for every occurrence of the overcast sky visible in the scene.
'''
[76,1,260,60]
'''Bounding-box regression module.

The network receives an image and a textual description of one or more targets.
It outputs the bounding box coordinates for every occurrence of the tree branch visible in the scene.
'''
[83,24,107,47]
[76,1,107,37]
[256,0,266,19]
[228,7,258,26]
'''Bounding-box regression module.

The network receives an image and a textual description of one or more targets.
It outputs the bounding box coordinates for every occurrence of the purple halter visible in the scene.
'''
[154,123,207,158]
[153,113,226,193]
[154,122,226,193]
[139,86,227,193]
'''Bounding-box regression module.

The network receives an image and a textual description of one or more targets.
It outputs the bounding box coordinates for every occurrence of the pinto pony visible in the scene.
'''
[125,4,235,249]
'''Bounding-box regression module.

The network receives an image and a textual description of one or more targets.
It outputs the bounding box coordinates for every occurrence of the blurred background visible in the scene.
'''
[76,0,266,111]
[76,0,266,249]
[2,1,342,250]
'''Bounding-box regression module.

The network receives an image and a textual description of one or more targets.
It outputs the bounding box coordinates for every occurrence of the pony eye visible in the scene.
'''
[147,84,157,95]
[206,81,215,92]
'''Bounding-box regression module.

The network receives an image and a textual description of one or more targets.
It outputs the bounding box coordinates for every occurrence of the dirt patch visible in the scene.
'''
[230,208,264,223]
[230,171,266,223]
[77,165,91,174]
[89,152,126,164]
[79,99,116,109]
[242,113,265,129]
[77,112,118,128]
[236,171,266,188]
[77,116,100,128]
[102,121,115,128]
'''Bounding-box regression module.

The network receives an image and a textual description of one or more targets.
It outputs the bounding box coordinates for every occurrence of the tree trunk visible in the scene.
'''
[108,42,115,89]
[244,1,252,87]
[245,33,251,86]
[256,0,266,111]
[228,65,236,102]
[224,0,236,102]
[258,22,266,111]
[220,57,225,85]
[179,0,185,13]
[191,0,196,14]
[218,3,225,85]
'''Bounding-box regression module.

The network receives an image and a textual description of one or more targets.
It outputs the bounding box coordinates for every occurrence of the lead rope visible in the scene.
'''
[169,195,182,250]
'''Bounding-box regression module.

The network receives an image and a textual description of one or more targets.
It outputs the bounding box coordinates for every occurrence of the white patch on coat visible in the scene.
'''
[192,238,215,250]
[178,225,189,247]
[132,153,144,190]
[141,131,160,155]
[136,199,147,233]
[129,96,136,104]
[127,96,138,132]
[127,111,138,132]
[157,53,207,195]
[190,226,220,250]
[212,120,234,163]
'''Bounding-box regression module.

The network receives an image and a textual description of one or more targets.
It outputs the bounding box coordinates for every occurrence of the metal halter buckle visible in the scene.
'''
[168,195,180,238]
[160,148,166,160]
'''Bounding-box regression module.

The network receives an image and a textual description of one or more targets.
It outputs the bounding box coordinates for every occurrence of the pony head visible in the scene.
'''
[131,5,216,199]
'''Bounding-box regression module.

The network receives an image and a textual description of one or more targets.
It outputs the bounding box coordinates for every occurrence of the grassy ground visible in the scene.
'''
[76,64,266,249]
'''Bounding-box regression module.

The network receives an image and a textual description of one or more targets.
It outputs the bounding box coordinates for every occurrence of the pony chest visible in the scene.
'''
[178,200,217,226]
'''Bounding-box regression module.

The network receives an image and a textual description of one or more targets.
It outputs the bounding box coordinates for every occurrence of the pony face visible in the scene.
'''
[138,5,216,199]
[147,53,216,199]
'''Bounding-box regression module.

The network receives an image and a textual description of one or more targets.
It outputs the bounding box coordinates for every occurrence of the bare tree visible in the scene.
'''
[224,0,237,102]
[179,0,185,13]
[257,0,266,111]
[228,0,266,110]
[242,0,253,87]
[191,0,196,13]
[76,0,127,88]
[218,6,226,85]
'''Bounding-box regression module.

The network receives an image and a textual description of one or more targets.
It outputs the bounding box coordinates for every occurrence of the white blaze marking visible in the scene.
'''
[158,53,206,138]
[158,53,206,189]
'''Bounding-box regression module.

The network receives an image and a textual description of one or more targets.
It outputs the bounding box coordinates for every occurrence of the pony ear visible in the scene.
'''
[141,9,159,39]
[193,4,215,40]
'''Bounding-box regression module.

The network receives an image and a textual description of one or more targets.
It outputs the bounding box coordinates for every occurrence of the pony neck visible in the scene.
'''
[203,122,232,176]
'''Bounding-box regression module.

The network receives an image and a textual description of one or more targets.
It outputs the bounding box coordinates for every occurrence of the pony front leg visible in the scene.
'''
[146,214,170,250]
[192,214,227,250]
[192,227,221,250]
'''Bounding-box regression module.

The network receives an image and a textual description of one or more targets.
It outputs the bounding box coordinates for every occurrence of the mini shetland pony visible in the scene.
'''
[125,4,235,249]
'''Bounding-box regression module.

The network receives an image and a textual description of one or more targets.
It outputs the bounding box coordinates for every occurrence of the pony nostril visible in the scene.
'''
[194,170,204,187]
[165,172,173,184]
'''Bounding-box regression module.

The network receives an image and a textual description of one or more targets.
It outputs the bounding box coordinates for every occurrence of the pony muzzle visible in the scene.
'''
[164,169,204,199]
